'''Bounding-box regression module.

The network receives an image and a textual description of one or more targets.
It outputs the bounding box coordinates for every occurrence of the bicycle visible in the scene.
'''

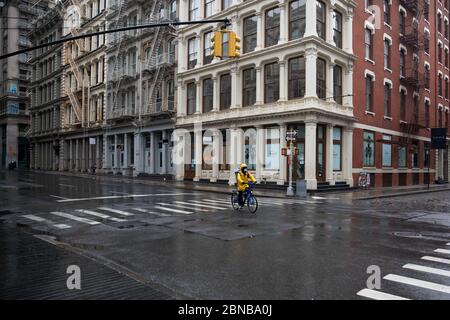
[231,183,258,214]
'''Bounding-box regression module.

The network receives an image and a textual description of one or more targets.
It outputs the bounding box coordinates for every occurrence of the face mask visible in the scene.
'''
[243,169,248,174]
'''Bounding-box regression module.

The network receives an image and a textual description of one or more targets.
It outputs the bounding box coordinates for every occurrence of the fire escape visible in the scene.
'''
[64,0,87,128]
[398,0,426,144]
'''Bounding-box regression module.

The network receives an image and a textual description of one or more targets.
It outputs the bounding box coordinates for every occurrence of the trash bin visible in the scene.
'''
[296,180,307,198]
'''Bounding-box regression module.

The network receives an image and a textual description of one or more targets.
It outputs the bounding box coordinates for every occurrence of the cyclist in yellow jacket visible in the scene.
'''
[237,163,257,207]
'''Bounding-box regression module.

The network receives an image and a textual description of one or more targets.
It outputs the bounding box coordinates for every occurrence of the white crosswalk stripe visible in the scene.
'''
[131,208,170,217]
[357,289,410,300]
[50,211,101,225]
[384,274,450,294]
[403,263,450,278]
[421,256,450,265]
[188,200,229,209]
[174,201,227,210]
[22,214,71,230]
[75,209,126,222]
[203,199,230,205]
[97,207,134,216]
[156,202,212,213]
[153,205,193,215]
[434,248,450,255]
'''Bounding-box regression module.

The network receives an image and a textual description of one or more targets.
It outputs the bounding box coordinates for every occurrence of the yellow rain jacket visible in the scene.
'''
[237,164,257,191]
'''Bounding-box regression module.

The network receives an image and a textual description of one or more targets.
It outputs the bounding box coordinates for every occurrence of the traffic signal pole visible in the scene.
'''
[0,18,230,61]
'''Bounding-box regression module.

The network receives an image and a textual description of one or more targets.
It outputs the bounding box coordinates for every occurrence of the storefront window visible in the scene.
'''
[412,141,419,168]
[424,142,430,168]
[220,129,230,170]
[363,131,375,166]
[244,128,257,170]
[382,135,392,167]
[202,132,213,170]
[398,146,407,168]
[265,128,280,170]
[333,127,341,171]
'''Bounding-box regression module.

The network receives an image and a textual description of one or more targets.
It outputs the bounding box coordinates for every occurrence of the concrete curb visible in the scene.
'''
[356,187,450,200]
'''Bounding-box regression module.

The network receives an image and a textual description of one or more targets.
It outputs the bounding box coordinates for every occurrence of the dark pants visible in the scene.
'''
[238,191,245,206]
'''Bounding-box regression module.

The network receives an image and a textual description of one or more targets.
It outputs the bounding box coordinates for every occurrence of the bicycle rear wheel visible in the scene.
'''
[231,192,240,210]
[247,195,258,213]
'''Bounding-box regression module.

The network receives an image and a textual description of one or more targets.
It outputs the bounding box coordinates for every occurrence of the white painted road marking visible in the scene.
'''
[153,206,193,215]
[50,212,101,225]
[56,193,196,202]
[131,208,170,217]
[97,207,134,216]
[203,199,230,205]
[421,256,450,265]
[174,201,227,210]
[356,288,410,300]
[403,263,450,278]
[156,202,212,213]
[434,248,450,255]
[188,200,229,209]
[75,209,126,222]
[22,214,71,230]
[50,195,69,200]
[384,274,450,294]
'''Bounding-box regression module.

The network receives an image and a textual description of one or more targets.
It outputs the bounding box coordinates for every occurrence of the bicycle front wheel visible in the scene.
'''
[247,195,258,213]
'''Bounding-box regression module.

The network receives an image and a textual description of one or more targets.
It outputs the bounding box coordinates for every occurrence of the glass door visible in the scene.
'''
[316,125,326,181]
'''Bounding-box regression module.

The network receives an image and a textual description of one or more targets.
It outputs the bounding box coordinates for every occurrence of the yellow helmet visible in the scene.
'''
[240,163,247,170]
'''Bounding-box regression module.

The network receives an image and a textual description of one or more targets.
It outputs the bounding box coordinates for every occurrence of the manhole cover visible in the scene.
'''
[393,231,423,239]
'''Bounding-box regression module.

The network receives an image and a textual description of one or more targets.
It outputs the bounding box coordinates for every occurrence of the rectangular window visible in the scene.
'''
[220,74,231,110]
[222,0,232,10]
[316,1,326,40]
[265,128,280,170]
[398,146,407,168]
[333,11,342,48]
[384,0,390,25]
[400,50,405,77]
[400,89,406,121]
[288,56,305,99]
[265,7,280,47]
[204,0,215,18]
[189,0,199,21]
[242,68,256,107]
[186,82,196,115]
[399,11,405,34]
[202,78,213,113]
[203,31,213,65]
[333,65,342,104]
[188,37,198,70]
[412,141,419,168]
[382,135,392,167]
[365,28,373,60]
[365,75,373,112]
[384,83,391,117]
[333,127,342,171]
[243,16,257,53]
[316,58,326,99]
[264,63,280,103]
[384,40,391,69]
[289,0,306,40]
[363,131,375,167]
[167,80,175,111]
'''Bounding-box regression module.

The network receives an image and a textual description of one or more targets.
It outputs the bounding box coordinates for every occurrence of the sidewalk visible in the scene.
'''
[23,169,450,200]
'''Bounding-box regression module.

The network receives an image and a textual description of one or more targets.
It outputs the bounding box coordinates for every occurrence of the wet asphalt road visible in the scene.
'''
[1,170,449,300]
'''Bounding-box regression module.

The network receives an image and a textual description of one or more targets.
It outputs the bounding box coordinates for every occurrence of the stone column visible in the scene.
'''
[174,130,185,181]
[326,124,335,185]
[162,130,168,174]
[212,76,220,112]
[342,127,354,186]
[123,133,129,169]
[69,140,73,171]
[177,80,186,116]
[326,6,334,45]
[344,12,353,54]
[75,139,80,171]
[114,134,119,170]
[343,64,354,107]
[305,121,317,190]
[211,129,220,182]
[231,65,241,108]
[327,62,335,102]
[228,128,239,185]
[256,126,265,181]
[96,136,101,170]
[6,123,18,165]
[279,123,287,184]
[255,66,263,105]
[195,80,202,114]
[305,0,318,37]
[150,131,156,174]
[305,47,318,98]
[194,129,203,181]
[279,60,287,102]
[279,0,288,44]
[82,138,87,172]
[133,132,143,176]
[256,13,263,50]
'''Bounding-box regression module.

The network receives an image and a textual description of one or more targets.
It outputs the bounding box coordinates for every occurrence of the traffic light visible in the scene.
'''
[229,31,241,57]
[211,31,223,58]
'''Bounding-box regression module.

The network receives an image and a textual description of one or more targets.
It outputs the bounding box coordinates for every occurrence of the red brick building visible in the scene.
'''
[353,0,450,187]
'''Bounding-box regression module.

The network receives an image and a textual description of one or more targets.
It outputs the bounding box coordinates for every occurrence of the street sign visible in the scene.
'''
[286,130,297,141]
[431,128,447,149]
